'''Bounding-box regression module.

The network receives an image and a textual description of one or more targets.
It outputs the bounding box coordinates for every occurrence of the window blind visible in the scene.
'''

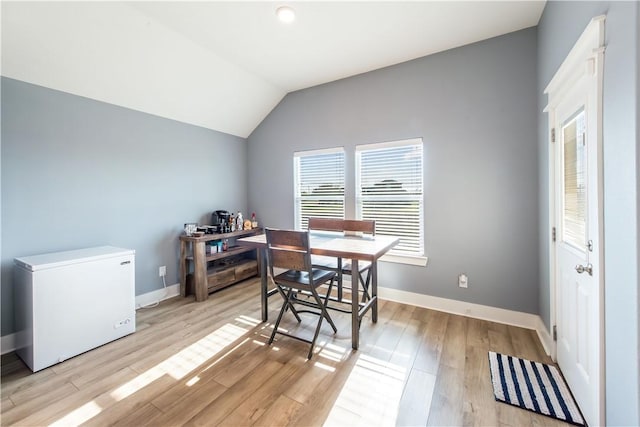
[562,111,587,249]
[294,148,345,230]
[356,139,424,257]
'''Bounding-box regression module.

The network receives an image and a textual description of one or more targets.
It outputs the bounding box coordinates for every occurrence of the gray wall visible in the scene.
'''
[1,77,248,336]
[248,28,540,314]
[537,1,640,425]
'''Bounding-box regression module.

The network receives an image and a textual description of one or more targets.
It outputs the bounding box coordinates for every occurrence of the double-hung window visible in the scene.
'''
[356,138,424,258]
[294,148,345,230]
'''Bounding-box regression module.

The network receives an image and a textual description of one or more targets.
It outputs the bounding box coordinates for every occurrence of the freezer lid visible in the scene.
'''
[14,246,135,271]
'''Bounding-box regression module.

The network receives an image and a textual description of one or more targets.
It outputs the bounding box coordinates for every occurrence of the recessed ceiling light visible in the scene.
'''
[276,6,295,23]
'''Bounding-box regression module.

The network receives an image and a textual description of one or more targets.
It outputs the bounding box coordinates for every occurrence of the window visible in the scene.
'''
[562,110,587,250]
[356,138,424,258]
[294,148,345,230]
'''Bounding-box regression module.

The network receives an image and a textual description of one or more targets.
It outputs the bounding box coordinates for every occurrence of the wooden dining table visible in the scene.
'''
[237,231,399,350]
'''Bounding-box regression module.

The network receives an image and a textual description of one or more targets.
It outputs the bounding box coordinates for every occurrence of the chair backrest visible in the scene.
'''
[265,228,312,275]
[307,218,376,236]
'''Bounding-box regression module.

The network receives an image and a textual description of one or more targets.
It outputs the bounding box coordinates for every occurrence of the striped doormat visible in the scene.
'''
[488,351,585,426]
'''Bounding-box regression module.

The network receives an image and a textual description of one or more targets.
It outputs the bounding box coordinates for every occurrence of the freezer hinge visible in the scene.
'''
[553,325,557,341]
[552,227,556,243]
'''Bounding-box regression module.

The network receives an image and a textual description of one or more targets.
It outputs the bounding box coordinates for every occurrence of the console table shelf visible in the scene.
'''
[185,245,256,263]
[179,228,263,302]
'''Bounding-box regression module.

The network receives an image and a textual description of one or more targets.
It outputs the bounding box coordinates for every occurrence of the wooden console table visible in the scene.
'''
[179,228,263,302]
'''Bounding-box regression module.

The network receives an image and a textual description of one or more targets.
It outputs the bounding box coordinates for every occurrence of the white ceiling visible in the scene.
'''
[1,1,546,138]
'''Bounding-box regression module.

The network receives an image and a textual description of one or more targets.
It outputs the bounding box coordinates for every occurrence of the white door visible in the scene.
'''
[554,97,599,425]
[546,15,605,427]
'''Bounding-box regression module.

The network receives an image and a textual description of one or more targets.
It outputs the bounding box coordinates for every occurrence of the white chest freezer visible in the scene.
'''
[14,246,136,372]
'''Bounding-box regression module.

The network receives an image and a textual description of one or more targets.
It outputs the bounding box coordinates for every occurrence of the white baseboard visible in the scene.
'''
[135,283,180,309]
[1,333,17,355]
[535,315,555,359]
[378,286,552,356]
[3,284,553,357]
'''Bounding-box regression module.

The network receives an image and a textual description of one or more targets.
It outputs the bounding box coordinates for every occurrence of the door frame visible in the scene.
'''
[544,14,606,427]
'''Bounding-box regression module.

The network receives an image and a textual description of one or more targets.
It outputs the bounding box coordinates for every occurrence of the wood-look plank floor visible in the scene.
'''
[1,278,569,426]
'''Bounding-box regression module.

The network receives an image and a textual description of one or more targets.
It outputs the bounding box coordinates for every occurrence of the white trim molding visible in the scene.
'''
[535,315,554,358]
[135,283,180,310]
[543,14,606,427]
[2,284,554,358]
[380,254,428,266]
[1,333,17,356]
[378,286,552,356]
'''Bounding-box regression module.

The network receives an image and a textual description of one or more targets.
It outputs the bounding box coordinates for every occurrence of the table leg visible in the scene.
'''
[179,240,188,297]
[193,241,208,302]
[259,248,269,322]
[351,258,359,350]
[372,260,378,323]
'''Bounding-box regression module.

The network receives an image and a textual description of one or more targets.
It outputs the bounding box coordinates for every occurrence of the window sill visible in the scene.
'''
[379,254,428,266]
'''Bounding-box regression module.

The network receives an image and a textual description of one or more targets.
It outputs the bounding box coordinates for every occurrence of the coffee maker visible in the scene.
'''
[211,210,231,232]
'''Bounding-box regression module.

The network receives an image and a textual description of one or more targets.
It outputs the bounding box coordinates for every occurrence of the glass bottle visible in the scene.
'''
[236,211,243,230]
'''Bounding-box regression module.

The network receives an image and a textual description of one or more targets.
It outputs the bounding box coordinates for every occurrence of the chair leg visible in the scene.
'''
[337,258,343,302]
[319,279,338,333]
[276,284,302,322]
[307,307,324,359]
[269,288,298,345]
[308,292,331,359]
[287,296,302,323]
[360,269,372,302]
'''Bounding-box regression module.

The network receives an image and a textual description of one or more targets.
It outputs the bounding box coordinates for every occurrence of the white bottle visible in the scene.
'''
[236,211,244,230]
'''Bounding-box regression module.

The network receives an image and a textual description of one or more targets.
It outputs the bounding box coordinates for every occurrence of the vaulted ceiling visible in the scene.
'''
[1,1,545,138]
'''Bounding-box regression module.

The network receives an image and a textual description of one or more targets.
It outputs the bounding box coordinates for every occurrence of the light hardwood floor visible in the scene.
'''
[1,278,567,426]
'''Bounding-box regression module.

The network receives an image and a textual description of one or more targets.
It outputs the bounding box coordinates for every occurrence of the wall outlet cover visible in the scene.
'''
[458,274,468,288]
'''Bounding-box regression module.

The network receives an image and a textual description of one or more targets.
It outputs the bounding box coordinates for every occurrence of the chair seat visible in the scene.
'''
[275,268,336,288]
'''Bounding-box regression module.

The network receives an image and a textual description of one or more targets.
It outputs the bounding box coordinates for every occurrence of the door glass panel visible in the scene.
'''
[562,110,587,249]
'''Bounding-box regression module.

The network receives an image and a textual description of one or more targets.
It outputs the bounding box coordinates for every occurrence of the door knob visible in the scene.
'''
[575,263,593,275]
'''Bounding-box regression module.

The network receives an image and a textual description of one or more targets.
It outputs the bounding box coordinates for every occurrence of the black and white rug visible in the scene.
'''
[488,351,585,426]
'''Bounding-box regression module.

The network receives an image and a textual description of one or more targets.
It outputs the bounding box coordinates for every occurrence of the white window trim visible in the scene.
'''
[380,254,428,266]
[356,137,425,258]
[293,147,346,230]
[293,146,345,158]
[356,137,423,152]
[293,141,428,266]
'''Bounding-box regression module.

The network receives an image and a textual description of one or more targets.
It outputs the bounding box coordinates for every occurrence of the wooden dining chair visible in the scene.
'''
[265,228,338,359]
[307,217,376,303]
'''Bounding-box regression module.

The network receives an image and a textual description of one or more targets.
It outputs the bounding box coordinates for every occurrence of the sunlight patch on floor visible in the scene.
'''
[323,354,406,427]
[236,315,261,327]
[110,323,247,401]
[48,321,249,427]
[198,336,251,375]
[186,376,200,386]
[314,361,336,372]
[317,342,349,362]
[48,401,102,427]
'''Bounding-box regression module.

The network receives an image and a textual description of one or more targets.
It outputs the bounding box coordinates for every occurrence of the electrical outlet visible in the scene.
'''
[159,266,166,277]
[458,273,468,288]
